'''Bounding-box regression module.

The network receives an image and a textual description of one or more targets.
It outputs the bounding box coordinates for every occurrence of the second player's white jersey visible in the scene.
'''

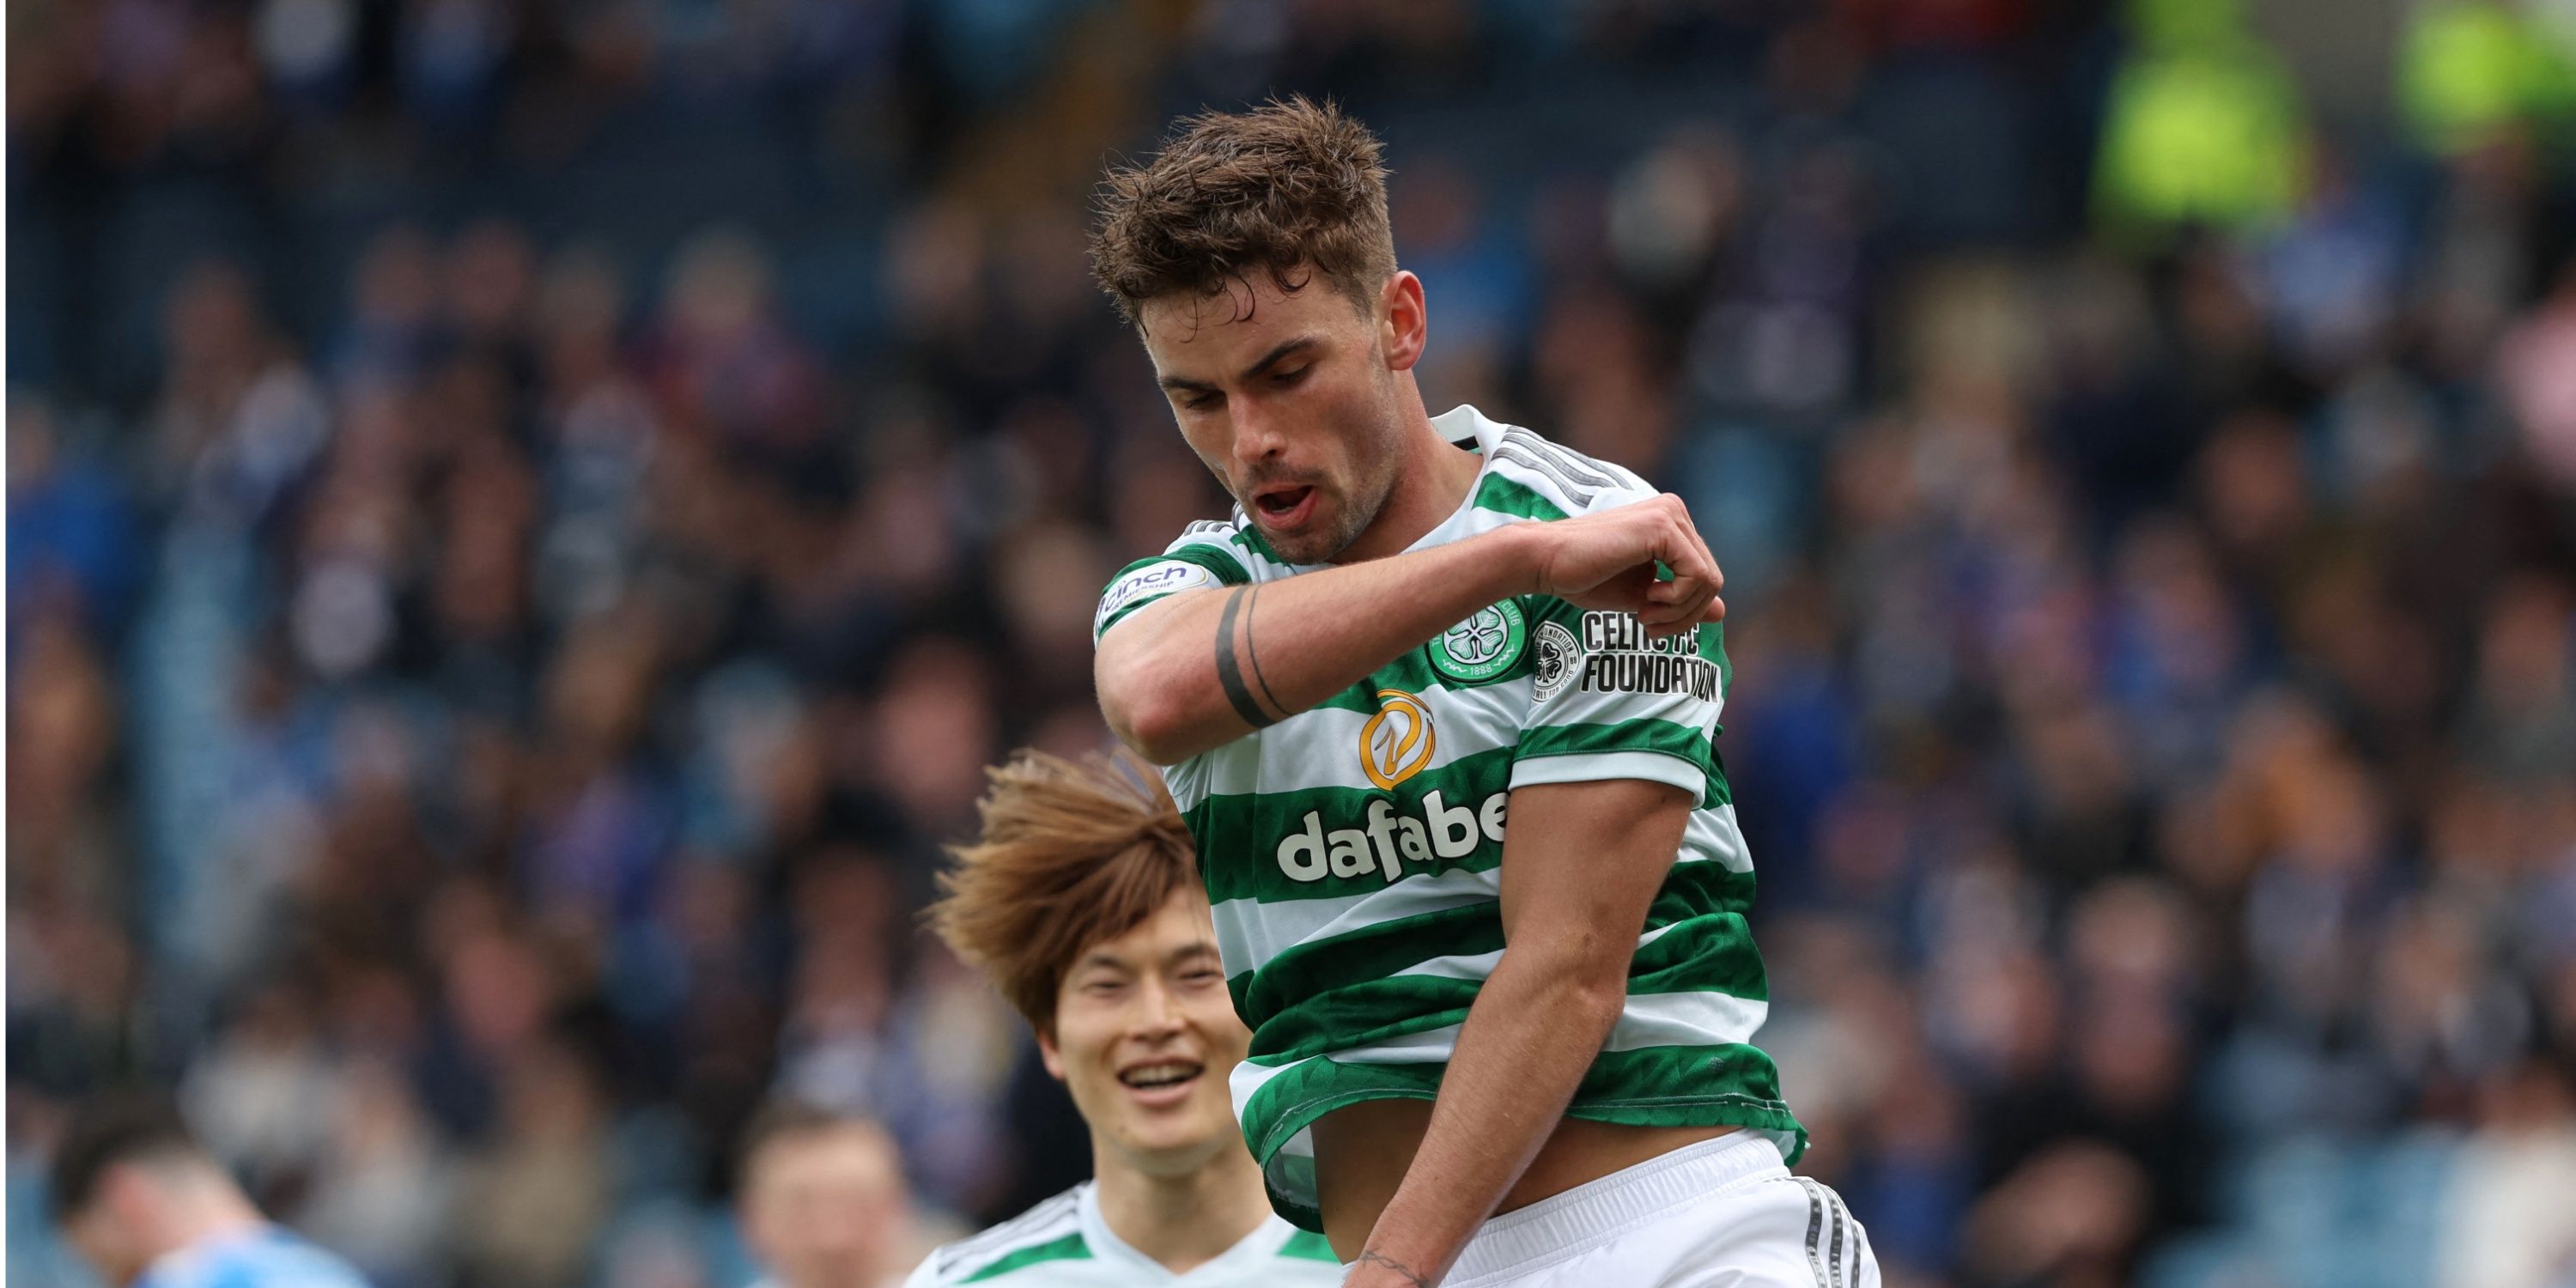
[901,1182,1342,1286]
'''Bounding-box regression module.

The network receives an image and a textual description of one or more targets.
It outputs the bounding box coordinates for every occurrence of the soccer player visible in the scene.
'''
[49,1090,374,1288]
[908,749,1344,1286]
[738,1101,920,1288]
[1086,100,1878,1288]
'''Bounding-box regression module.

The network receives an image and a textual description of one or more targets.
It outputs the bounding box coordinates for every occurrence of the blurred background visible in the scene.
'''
[10,0,2576,1285]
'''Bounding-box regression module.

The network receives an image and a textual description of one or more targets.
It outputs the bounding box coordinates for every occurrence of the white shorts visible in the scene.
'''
[1443,1132,1880,1288]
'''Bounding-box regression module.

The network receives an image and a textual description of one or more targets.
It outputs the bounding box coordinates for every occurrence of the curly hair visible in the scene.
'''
[927,748,1200,1035]
[1090,95,1397,328]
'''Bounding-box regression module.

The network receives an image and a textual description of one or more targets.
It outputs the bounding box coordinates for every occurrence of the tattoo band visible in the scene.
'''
[1212,587,1278,730]
[1243,584,1287,714]
[1354,1249,1431,1287]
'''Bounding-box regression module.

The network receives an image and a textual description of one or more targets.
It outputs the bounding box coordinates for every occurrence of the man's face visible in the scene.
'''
[1139,271,1417,565]
[1040,888,1250,1177]
[59,1173,155,1288]
[740,1126,908,1288]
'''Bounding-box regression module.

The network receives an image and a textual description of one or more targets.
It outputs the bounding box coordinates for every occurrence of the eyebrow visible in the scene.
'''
[1157,336,1322,395]
[1072,942,1219,975]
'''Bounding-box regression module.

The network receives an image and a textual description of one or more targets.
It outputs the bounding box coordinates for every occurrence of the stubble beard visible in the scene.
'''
[1279,470,1392,564]
[1261,406,1405,565]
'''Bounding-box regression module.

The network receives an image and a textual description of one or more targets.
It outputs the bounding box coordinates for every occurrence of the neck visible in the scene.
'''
[1091,1139,1276,1276]
[167,1195,265,1251]
[139,1180,267,1275]
[1331,388,1479,565]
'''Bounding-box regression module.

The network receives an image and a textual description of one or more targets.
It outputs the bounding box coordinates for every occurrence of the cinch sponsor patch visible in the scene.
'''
[1095,560,1215,635]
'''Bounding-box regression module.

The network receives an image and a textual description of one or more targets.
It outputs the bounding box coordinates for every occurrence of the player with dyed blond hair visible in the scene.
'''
[909,749,1343,1286]
[1088,99,1877,1287]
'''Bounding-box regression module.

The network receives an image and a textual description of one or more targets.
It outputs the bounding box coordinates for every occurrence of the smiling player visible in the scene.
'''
[1087,100,1878,1287]
[908,750,1342,1286]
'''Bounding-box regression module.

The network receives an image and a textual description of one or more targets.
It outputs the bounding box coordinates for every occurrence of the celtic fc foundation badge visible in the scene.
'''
[1531,621,1578,702]
[1428,600,1528,684]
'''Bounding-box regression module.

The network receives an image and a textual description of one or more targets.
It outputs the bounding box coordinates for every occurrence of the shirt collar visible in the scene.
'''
[1078,1179,1297,1284]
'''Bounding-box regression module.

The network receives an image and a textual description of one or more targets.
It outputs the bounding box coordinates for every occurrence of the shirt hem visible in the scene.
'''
[1248,1078,1807,1234]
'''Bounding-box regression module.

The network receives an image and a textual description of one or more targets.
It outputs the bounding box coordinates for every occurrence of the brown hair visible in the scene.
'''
[49,1089,206,1223]
[734,1098,892,1195]
[1090,95,1397,328]
[928,748,1199,1035]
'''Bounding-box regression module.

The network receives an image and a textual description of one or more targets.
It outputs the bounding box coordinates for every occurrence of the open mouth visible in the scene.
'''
[1118,1060,1205,1095]
[1252,485,1315,527]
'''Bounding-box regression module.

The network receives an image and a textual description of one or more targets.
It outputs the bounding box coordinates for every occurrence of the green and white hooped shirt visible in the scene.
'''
[900,1182,1342,1285]
[1092,405,1807,1233]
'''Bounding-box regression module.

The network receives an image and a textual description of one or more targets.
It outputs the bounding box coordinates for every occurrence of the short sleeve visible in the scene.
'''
[1511,598,1732,804]
[1093,531,1252,644]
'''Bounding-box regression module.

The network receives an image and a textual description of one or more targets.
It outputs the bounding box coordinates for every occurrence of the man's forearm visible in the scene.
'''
[1097,525,1536,763]
[1346,951,1625,1286]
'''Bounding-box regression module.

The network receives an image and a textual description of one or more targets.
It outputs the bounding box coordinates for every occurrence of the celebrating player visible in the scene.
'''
[1087,100,1879,1287]
[907,749,1343,1286]
[49,1091,374,1288]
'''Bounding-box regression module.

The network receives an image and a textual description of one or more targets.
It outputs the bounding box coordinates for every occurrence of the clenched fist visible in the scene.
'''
[1520,494,1725,640]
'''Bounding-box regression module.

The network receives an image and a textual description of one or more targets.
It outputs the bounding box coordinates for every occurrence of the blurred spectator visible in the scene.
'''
[2499,263,2576,488]
[451,1041,611,1288]
[9,398,141,645]
[734,1102,920,1288]
[296,1060,458,1288]
[1959,1139,2151,1288]
[2094,0,2310,238]
[2397,0,2576,156]
[2437,1060,2576,1288]
[47,1090,371,1288]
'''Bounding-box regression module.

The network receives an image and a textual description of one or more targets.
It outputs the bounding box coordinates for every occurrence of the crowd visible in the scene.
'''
[10,1,2576,1286]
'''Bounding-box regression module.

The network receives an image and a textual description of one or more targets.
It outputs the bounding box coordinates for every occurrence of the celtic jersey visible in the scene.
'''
[900,1182,1342,1285]
[1091,405,1805,1231]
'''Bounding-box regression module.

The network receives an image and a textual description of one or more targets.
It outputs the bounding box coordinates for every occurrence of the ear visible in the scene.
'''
[1036,1025,1068,1083]
[1379,271,1426,373]
[101,1163,161,1227]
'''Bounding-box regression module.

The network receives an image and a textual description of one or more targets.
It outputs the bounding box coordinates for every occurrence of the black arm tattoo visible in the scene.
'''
[1243,584,1288,714]
[1352,1249,1433,1287]
[1212,586,1279,730]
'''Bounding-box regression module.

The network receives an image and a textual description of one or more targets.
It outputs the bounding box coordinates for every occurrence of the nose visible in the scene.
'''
[1230,400,1286,471]
[1131,976,1186,1040]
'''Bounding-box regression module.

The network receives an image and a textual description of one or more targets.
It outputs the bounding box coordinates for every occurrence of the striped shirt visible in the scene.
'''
[901,1182,1341,1285]
[1092,405,1806,1231]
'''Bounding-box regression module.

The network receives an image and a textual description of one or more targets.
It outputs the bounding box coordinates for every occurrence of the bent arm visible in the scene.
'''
[1098,492,1729,766]
[1343,777,1692,1287]
[1095,525,1540,764]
